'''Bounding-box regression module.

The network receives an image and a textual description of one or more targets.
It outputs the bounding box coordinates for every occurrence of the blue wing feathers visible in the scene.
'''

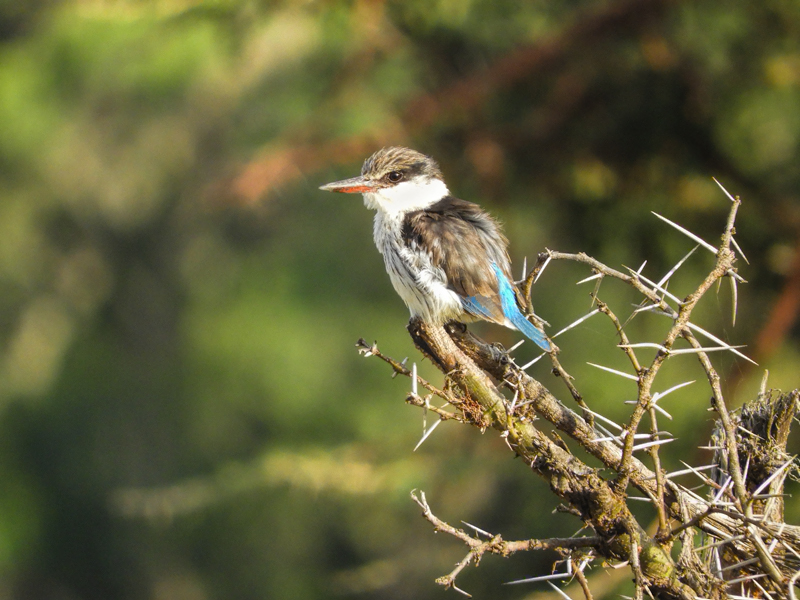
[461,296,494,321]
[508,309,551,351]
[459,264,550,352]
[491,263,551,351]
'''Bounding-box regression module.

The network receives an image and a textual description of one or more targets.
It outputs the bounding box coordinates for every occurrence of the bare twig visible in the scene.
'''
[411,490,600,595]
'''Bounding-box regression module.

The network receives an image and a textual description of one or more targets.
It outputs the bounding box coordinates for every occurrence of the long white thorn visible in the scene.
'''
[674,462,716,485]
[651,211,718,254]
[632,438,675,452]
[578,557,592,573]
[504,571,569,585]
[534,255,552,283]
[632,270,684,306]
[584,409,624,431]
[667,345,746,355]
[461,521,492,538]
[520,354,546,370]
[665,464,716,479]
[632,304,674,317]
[730,275,738,327]
[738,425,758,438]
[594,425,625,447]
[508,388,519,414]
[752,458,795,497]
[414,419,442,452]
[657,245,700,288]
[635,432,671,439]
[712,476,732,504]
[675,481,708,502]
[712,176,736,203]
[782,539,800,561]
[730,235,750,264]
[713,546,723,577]
[507,339,525,352]
[720,557,760,573]
[619,343,667,351]
[752,579,774,600]
[669,191,743,279]
[547,582,573,600]
[686,322,757,365]
[577,273,603,285]
[521,256,527,280]
[650,403,673,420]
[726,573,767,586]
[592,435,621,443]
[587,362,640,381]
[652,380,695,404]
[553,309,600,338]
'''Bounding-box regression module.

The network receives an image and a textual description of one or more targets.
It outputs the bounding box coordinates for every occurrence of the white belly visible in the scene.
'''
[373,214,463,323]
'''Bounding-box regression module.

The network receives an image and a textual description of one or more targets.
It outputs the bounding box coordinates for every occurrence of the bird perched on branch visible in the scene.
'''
[320,146,551,351]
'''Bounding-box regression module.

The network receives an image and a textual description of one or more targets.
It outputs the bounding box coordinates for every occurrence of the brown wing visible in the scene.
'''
[402,196,515,322]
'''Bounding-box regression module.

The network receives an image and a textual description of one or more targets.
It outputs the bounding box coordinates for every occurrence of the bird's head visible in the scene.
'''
[320,147,450,215]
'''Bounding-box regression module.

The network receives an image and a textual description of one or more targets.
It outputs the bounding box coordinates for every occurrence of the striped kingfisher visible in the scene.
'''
[320,146,551,352]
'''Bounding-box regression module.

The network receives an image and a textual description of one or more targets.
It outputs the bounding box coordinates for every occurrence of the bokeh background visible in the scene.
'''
[1,1,799,599]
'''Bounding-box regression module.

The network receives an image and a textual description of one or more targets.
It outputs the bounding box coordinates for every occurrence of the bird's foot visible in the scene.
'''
[488,342,511,366]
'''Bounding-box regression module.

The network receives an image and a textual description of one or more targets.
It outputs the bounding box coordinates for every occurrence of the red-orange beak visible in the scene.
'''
[319,175,378,194]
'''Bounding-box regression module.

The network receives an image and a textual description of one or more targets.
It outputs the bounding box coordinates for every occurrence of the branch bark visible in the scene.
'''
[407,318,697,599]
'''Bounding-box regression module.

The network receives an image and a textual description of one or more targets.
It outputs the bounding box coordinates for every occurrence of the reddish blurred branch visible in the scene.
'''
[755,243,800,360]
[225,0,672,204]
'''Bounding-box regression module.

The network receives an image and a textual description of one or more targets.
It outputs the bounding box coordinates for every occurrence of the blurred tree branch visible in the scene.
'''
[225,0,672,204]
[754,243,800,361]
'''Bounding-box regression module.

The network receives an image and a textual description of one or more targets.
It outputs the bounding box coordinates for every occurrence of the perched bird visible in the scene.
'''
[320,146,550,351]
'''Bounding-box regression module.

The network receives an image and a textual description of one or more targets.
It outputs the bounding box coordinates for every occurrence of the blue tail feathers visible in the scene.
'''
[461,295,494,322]
[491,263,551,351]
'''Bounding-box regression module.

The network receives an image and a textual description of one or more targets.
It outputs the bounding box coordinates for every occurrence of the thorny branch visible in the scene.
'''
[361,191,800,598]
[410,490,599,598]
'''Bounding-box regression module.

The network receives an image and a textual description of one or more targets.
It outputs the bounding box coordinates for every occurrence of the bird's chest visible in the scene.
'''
[373,215,428,284]
[372,214,461,320]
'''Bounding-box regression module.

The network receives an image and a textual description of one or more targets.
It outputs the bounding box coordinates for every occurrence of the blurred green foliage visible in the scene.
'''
[0,1,798,599]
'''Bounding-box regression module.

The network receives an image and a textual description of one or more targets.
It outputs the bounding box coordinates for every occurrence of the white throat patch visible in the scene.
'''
[363,178,450,215]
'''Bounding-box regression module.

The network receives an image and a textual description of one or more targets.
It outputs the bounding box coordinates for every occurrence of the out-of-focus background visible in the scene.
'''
[0,1,799,598]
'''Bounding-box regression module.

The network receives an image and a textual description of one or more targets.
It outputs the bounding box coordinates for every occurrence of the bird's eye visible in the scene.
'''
[386,171,404,183]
